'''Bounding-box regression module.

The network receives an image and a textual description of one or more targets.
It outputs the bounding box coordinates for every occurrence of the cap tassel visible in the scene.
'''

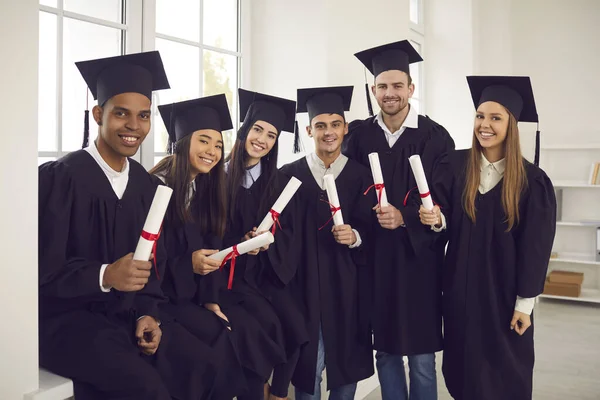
[534,123,540,167]
[365,83,374,117]
[81,90,90,149]
[364,68,374,117]
[293,120,301,154]
[167,103,175,155]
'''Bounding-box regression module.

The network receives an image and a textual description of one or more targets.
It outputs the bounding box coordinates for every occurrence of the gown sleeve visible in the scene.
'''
[342,119,365,162]
[515,168,557,298]
[401,122,456,255]
[348,168,375,268]
[261,182,302,287]
[195,234,228,305]
[38,162,105,298]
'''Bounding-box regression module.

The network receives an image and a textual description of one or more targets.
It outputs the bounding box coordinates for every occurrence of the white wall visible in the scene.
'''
[424,0,476,149]
[0,0,39,399]
[250,0,410,166]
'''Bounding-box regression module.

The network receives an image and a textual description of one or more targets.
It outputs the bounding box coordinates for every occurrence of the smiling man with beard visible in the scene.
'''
[343,41,455,400]
[279,86,375,400]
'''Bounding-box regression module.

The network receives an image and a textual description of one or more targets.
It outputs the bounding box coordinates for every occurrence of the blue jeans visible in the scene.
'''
[295,329,357,400]
[376,351,437,400]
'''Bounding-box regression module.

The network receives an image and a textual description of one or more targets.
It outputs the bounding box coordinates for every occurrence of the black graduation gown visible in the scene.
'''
[223,169,308,361]
[158,178,285,391]
[279,157,375,393]
[38,150,215,400]
[431,150,556,400]
[343,115,455,355]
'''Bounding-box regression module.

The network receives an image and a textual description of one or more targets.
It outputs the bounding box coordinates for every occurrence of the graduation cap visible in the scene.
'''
[238,89,296,133]
[297,86,353,123]
[355,40,423,116]
[467,76,541,165]
[75,51,170,148]
[238,88,299,153]
[158,94,233,151]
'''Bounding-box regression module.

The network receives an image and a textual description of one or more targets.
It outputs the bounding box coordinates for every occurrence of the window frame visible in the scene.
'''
[38,0,143,162]
[140,0,245,168]
[37,0,247,169]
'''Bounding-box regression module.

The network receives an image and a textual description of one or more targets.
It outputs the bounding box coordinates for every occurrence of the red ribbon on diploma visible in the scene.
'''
[269,209,282,235]
[364,183,385,207]
[403,186,438,208]
[318,199,341,231]
[219,245,240,290]
[140,229,161,280]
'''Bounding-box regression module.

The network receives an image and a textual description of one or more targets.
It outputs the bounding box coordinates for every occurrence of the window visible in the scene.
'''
[151,0,241,166]
[409,0,425,114]
[38,0,243,169]
[38,1,141,164]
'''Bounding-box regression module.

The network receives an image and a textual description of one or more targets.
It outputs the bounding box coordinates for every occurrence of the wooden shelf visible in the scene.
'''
[540,288,600,304]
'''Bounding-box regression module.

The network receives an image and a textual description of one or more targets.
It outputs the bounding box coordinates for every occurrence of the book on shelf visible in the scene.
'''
[589,162,600,185]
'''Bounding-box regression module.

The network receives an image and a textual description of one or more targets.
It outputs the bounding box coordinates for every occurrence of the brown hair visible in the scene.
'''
[462,109,528,231]
[150,134,227,238]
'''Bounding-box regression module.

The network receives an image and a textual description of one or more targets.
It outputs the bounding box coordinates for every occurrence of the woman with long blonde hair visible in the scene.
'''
[419,76,556,400]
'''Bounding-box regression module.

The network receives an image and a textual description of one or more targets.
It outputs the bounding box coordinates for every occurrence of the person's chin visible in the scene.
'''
[196,162,215,174]
[115,143,139,157]
[382,104,403,116]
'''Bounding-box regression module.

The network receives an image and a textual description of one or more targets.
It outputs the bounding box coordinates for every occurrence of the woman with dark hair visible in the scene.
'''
[223,89,308,400]
[151,94,285,400]
[419,76,556,400]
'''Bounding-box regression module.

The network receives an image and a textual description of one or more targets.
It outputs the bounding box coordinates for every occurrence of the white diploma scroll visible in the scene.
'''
[133,185,173,261]
[209,232,275,263]
[408,154,434,210]
[256,176,302,233]
[367,152,389,207]
[323,174,344,226]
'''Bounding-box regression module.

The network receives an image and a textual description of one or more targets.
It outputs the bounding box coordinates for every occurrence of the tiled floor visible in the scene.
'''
[363,299,600,399]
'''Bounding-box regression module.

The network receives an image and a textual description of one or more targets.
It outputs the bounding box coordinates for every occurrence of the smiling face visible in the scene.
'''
[244,119,278,165]
[474,101,510,152]
[307,113,348,156]
[372,69,414,116]
[188,129,223,177]
[94,92,151,158]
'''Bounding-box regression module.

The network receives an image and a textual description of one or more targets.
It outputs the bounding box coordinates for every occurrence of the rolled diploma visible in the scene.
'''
[256,176,302,233]
[133,185,173,261]
[323,174,344,226]
[408,154,434,210]
[367,152,389,207]
[209,232,275,263]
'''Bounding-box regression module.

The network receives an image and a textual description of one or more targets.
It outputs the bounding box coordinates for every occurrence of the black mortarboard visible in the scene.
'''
[354,40,423,77]
[158,94,233,144]
[296,86,353,124]
[238,88,299,153]
[238,89,296,134]
[467,76,538,123]
[467,75,541,165]
[76,51,170,106]
[76,51,170,148]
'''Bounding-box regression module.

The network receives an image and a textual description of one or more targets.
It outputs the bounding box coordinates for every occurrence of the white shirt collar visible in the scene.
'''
[307,151,346,171]
[306,152,348,190]
[480,152,506,175]
[375,103,419,135]
[84,140,129,178]
[224,160,262,189]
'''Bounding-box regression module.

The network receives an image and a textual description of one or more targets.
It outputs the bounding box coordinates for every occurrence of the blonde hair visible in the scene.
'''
[462,110,528,231]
